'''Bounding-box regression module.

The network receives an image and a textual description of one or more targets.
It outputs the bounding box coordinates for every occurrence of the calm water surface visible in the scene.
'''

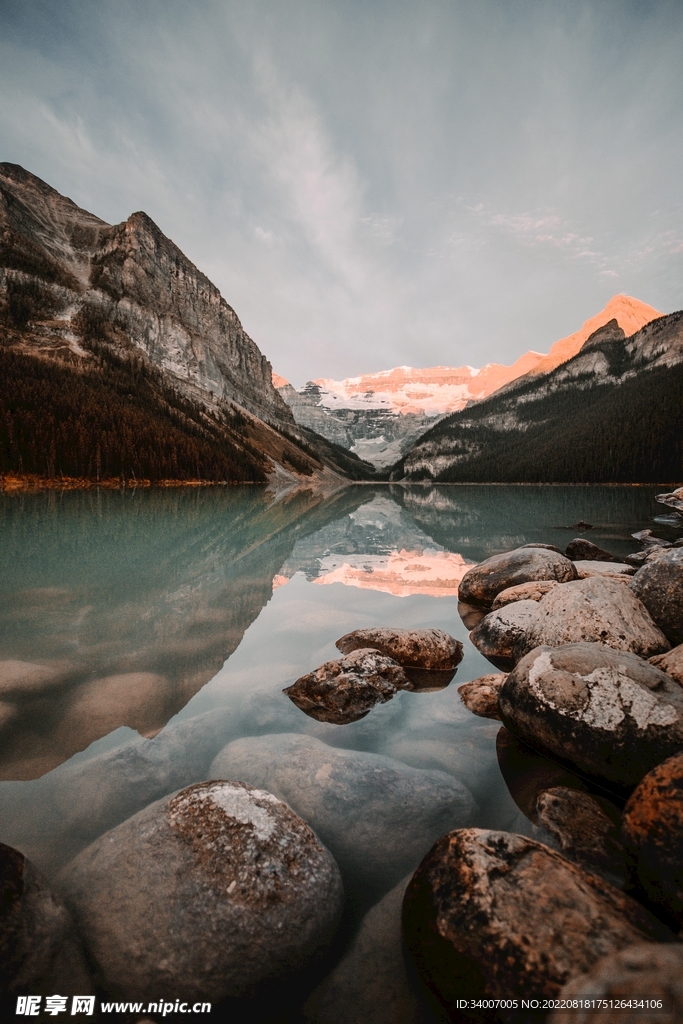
[0,483,672,1016]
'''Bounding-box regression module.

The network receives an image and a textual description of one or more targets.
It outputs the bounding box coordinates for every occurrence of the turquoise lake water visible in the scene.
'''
[0,483,672,1018]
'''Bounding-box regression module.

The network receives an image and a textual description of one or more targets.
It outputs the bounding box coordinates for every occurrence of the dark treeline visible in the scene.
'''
[398,362,683,483]
[0,347,268,482]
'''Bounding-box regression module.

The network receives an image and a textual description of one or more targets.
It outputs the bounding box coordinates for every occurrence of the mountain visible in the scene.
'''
[392,312,683,483]
[274,295,660,468]
[0,163,373,485]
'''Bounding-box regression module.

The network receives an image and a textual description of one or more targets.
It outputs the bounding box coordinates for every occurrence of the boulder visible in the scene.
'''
[649,644,683,686]
[469,600,541,669]
[492,580,559,608]
[58,781,343,1003]
[519,542,566,555]
[283,649,411,725]
[457,674,507,720]
[0,842,92,997]
[551,943,683,1024]
[621,752,683,926]
[402,829,672,1021]
[471,577,671,668]
[303,875,441,1024]
[457,601,487,629]
[629,548,683,645]
[632,529,671,548]
[210,733,476,896]
[656,485,683,519]
[565,538,617,562]
[536,787,628,887]
[573,561,634,579]
[335,628,463,672]
[458,547,577,608]
[498,643,683,790]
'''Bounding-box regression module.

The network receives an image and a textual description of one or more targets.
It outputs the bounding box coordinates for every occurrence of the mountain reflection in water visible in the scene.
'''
[0,483,663,783]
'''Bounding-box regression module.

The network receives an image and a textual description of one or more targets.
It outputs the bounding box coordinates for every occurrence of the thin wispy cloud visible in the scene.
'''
[0,0,682,383]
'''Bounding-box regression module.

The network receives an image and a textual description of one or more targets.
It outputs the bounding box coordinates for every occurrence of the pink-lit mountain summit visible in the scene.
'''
[275,294,660,416]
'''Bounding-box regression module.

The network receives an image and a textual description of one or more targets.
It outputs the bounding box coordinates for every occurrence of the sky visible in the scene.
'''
[1,0,682,387]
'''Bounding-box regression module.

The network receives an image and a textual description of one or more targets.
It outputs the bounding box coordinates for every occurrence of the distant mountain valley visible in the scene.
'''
[273,294,661,468]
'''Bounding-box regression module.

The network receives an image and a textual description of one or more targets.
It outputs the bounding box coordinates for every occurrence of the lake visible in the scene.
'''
[0,483,671,1019]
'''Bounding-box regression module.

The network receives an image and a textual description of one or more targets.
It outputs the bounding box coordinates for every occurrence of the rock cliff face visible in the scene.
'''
[0,162,292,427]
[275,295,660,468]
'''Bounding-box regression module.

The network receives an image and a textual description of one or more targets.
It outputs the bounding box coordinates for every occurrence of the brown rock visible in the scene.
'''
[630,548,683,645]
[492,580,559,609]
[458,674,507,719]
[565,538,617,562]
[58,781,344,1002]
[622,752,683,925]
[458,547,577,608]
[335,628,463,672]
[457,601,487,629]
[283,648,411,725]
[536,787,628,887]
[498,643,683,790]
[402,829,671,1021]
[551,943,683,1024]
[649,644,683,686]
[0,842,92,996]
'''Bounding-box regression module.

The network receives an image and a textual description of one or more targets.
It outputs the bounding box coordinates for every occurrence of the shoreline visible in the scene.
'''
[0,474,248,494]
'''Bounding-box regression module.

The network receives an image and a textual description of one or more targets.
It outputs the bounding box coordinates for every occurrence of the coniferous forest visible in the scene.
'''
[0,346,269,483]
[394,362,683,483]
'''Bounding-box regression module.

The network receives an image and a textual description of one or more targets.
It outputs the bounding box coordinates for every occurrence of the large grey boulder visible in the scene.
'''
[458,547,577,608]
[58,781,343,1003]
[551,943,683,1024]
[630,548,683,645]
[210,733,476,895]
[498,643,683,790]
[283,648,411,725]
[335,627,463,672]
[471,576,670,668]
[0,842,92,997]
[402,829,672,1022]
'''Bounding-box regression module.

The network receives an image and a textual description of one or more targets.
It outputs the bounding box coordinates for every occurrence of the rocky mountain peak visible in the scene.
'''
[580,319,626,353]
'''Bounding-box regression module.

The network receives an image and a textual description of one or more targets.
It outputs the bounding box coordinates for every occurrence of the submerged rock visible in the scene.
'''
[0,842,92,997]
[649,644,683,686]
[458,547,577,608]
[552,943,683,1024]
[304,875,440,1024]
[565,538,617,562]
[457,674,507,720]
[335,628,463,672]
[471,577,670,668]
[283,648,411,725]
[402,829,672,1021]
[621,752,683,926]
[491,580,559,609]
[536,787,628,887]
[58,781,343,1003]
[210,733,476,896]
[498,643,683,790]
[629,548,683,646]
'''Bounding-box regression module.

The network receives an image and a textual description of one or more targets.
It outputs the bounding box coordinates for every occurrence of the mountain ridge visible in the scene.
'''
[0,163,373,486]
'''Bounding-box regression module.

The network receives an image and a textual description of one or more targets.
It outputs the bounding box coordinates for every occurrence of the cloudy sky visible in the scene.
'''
[1,0,682,385]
